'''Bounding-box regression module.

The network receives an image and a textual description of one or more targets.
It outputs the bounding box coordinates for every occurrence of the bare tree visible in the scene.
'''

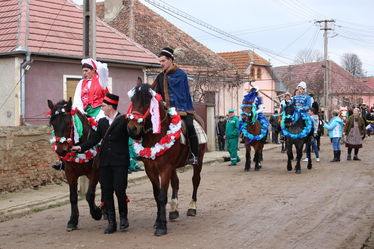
[294,49,323,64]
[341,53,364,77]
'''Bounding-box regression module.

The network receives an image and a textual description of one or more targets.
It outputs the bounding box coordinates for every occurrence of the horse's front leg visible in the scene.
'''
[244,146,251,171]
[287,142,293,171]
[188,147,203,217]
[254,145,263,171]
[306,138,313,170]
[65,170,79,231]
[169,169,179,220]
[154,170,171,236]
[295,143,303,174]
[86,168,102,221]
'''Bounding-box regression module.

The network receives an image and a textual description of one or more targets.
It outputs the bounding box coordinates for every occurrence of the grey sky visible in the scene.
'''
[73,0,374,76]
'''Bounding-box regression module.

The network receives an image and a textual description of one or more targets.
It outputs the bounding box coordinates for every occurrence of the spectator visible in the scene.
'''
[344,108,366,160]
[216,116,226,151]
[303,108,320,162]
[269,110,280,144]
[323,110,343,163]
[225,109,240,166]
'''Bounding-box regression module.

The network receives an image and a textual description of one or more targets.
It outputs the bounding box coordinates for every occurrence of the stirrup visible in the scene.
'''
[51,162,64,171]
[188,154,198,165]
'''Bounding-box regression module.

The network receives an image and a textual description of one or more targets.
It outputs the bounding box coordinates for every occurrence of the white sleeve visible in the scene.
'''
[96,61,108,89]
[72,80,85,113]
[257,104,264,113]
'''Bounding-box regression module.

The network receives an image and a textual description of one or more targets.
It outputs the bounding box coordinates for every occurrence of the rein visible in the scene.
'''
[48,108,99,163]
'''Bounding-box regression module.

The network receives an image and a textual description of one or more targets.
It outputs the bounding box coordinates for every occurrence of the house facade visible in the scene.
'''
[0,0,159,126]
[97,0,243,117]
[217,50,286,115]
[274,61,374,111]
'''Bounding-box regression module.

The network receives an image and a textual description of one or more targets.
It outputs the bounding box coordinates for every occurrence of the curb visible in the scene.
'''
[0,144,280,222]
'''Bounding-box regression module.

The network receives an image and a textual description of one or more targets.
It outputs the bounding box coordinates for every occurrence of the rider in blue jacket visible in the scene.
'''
[292,81,312,114]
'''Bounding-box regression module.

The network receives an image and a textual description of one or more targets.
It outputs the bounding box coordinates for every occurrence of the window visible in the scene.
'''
[63,75,112,101]
[256,68,262,80]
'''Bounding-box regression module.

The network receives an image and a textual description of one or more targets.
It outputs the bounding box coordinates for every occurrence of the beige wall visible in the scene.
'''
[0,57,21,126]
[215,66,276,117]
[0,126,65,193]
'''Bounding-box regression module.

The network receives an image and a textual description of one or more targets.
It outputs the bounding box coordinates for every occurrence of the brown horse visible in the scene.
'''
[47,99,102,231]
[240,101,268,171]
[126,84,206,236]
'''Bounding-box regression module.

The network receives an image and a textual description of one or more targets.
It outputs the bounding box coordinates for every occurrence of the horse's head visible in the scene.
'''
[47,98,74,157]
[127,84,154,139]
[241,101,255,123]
[283,102,296,128]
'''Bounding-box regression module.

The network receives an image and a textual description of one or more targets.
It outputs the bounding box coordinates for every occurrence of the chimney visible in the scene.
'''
[104,0,124,22]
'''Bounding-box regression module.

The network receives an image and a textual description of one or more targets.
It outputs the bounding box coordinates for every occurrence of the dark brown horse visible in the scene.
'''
[47,99,102,231]
[240,101,267,171]
[126,84,206,236]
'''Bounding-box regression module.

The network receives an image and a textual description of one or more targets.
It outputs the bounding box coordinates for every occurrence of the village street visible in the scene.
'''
[0,137,373,249]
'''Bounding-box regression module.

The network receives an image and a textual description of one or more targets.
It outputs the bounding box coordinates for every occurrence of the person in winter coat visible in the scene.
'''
[303,108,320,162]
[225,109,240,166]
[216,116,226,151]
[344,108,366,160]
[323,110,344,162]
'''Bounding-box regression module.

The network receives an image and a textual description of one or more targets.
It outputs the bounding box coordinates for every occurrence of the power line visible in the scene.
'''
[143,0,296,64]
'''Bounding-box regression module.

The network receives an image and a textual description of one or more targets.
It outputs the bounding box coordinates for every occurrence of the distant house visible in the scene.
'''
[0,0,159,126]
[274,61,374,109]
[97,0,243,116]
[218,50,286,114]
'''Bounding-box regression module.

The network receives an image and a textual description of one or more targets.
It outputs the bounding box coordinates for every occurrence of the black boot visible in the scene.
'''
[104,209,117,234]
[330,151,338,162]
[188,135,199,165]
[347,154,352,160]
[118,200,129,231]
[353,155,361,161]
[51,160,65,171]
[336,150,341,162]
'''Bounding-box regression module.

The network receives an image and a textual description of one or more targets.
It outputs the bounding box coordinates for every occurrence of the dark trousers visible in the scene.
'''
[181,114,198,156]
[218,135,225,151]
[271,129,279,144]
[100,165,128,215]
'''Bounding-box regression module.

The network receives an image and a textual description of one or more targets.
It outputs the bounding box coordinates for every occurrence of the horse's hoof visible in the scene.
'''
[154,228,167,236]
[255,166,260,171]
[307,164,312,170]
[187,208,196,216]
[66,223,77,232]
[287,166,292,171]
[169,211,179,220]
[244,168,249,172]
[295,169,301,174]
[153,220,160,228]
[91,207,102,220]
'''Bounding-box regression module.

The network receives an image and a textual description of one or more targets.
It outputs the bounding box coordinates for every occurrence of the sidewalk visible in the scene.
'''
[0,143,280,222]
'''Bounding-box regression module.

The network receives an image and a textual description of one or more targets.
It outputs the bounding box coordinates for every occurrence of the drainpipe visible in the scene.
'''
[20,51,31,125]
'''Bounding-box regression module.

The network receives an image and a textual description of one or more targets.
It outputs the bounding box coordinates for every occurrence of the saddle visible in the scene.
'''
[180,119,208,145]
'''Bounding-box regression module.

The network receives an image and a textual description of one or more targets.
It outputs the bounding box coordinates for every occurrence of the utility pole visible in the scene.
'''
[315,19,335,117]
[80,0,96,197]
[83,0,96,59]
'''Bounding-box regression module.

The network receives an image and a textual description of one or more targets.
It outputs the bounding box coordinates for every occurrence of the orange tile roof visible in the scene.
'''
[96,0,233,69]
[217,50,271,73]
[0,0,159,66]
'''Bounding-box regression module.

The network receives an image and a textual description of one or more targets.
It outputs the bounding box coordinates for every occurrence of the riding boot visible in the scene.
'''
[104,209,117,234]
[118,199,129,231]
[330,151,338,162]
[188,134,199,165]
[51,160,65,171]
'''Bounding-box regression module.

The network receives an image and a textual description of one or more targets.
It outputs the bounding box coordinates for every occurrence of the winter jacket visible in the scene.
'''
[225,116,239,139]
[323,116,343,138]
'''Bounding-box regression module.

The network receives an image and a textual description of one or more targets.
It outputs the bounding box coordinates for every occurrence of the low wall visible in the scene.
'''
[0,126,65,193]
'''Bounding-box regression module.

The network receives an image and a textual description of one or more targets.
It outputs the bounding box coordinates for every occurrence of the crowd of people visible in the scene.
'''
[218,81,370,166]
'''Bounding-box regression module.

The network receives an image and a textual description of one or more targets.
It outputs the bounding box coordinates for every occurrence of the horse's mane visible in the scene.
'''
[133,84,152,107]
